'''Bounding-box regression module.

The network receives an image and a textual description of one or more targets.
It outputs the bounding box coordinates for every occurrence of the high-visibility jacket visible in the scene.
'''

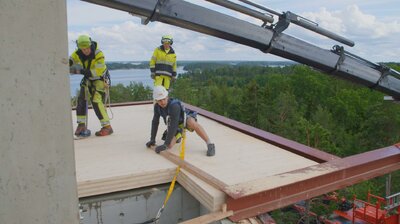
[149,45,177,78]
[70,41,108,80]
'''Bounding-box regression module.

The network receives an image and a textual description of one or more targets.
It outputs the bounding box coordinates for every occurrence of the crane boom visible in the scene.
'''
[82,0,400,98]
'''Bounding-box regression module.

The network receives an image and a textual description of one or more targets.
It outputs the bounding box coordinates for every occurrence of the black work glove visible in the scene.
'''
[146,140,156,148]
[69,67,78,74]
[155,144,168,154]
[80,69,92,79]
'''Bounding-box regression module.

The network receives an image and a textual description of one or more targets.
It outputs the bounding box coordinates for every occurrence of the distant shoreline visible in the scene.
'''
[106,60,297,70]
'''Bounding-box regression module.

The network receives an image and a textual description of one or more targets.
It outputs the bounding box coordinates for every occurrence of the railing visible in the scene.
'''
[385,192,400,210]
[352,192,386,224]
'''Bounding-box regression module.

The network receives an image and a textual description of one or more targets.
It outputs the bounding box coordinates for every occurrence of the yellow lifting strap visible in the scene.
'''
[155,130,186,223]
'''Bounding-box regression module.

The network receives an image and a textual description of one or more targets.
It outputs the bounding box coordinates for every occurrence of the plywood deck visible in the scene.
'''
[73,103,319,211]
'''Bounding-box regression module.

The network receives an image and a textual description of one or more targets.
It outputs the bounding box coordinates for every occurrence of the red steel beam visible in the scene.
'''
[225,145,400,221]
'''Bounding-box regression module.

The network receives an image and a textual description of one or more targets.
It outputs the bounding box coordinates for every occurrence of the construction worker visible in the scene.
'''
[146,86,216,156]
[70,34,113,137]
[149,35,177,90]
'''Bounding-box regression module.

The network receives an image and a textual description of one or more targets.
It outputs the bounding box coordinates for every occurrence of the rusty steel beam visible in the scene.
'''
[225,145,400,221]
[185,104,339,163]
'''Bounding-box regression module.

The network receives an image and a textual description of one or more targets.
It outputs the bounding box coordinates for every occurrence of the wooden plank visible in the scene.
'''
[225,146,400,198]
[186,104,339,162]
[74,104,321,212]
[78,169,175,197]
[179,210,234,224]
[74,105,177,197]
[162,150,228,191]
[162,113,318,187]
[178,170,226,211]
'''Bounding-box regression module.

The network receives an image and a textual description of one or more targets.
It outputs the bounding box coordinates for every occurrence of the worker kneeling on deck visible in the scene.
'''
[146,86,215,156]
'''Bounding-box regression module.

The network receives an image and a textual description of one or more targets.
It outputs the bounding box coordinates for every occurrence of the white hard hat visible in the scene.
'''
[153,85,168,100]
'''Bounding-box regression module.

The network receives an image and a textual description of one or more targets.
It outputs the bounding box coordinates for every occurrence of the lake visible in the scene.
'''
[69,67,185,96]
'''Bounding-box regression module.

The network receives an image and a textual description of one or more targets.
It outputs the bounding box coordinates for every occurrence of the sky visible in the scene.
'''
[67,0,400,62]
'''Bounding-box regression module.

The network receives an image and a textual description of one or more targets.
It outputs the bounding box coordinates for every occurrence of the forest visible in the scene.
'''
[104,62,400,222]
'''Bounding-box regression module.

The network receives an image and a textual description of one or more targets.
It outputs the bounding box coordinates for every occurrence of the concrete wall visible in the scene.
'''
[0,1,79,223]
[80,184,201,224]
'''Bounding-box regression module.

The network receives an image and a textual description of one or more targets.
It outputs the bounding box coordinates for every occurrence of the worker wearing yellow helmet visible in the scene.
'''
[69,34,113,137]
[149,35,177,90]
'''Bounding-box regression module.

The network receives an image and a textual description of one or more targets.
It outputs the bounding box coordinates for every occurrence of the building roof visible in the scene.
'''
[73,102,400,221]
[75,103,316,209]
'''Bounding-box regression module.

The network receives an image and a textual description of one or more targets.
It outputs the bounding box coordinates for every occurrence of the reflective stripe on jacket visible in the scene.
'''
[70,42,107,79]
[149,46,177,77]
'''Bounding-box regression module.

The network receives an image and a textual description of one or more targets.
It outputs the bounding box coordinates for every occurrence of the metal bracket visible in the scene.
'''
[370,63,391,89]
[330,45,346,74]
[142,0,165,25]
[262,13,290,54]
[274,13,291,34]
[78,203,85,221]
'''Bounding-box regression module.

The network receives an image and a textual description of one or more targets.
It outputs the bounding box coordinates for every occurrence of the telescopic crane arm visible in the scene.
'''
[82,0,400,98]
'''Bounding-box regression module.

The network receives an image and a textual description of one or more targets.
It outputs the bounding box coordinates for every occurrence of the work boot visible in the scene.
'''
[175,132,182,144]
[95,125,113,136]
[161,130,168,141]
[206,143,215,157]
[75,123,86,136]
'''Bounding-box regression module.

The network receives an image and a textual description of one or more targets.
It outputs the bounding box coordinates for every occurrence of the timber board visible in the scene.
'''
[73,103,319,210]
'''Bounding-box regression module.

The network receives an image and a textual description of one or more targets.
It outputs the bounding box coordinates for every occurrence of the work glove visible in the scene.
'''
[150,73,155,79]
[171,76,177,82]
[155,144,168,154]
[69,67,78,74]
[69,64,83,74]
[80,69,92,79]
[145,140,156,148]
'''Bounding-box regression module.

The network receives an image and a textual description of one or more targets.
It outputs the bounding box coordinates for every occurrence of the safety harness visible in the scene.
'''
[135,100,188,224]
[158,99,185,126]
[76,45,113,120]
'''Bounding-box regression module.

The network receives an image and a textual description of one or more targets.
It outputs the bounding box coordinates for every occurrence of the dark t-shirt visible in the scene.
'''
[150,98,183,146]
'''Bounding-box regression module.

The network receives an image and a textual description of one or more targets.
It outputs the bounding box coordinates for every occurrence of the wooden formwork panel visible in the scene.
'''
[74,104,318,211]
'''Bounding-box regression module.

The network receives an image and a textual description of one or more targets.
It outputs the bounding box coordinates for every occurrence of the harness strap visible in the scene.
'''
[155,129,186,223]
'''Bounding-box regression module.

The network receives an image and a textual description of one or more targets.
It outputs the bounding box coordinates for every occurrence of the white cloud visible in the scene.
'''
[67,0,132,27]
[68,0,400,62]
[280,4,400,62]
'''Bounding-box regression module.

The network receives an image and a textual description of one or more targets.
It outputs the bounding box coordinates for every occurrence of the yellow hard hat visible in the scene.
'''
[76,35,92,49]
[161,35,173,45]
